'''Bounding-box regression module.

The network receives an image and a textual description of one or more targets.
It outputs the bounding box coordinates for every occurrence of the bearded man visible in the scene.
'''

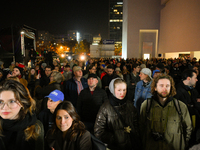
[140,74,192,150]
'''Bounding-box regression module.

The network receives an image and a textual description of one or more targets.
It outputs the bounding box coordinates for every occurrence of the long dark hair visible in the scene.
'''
[53,101,86,140]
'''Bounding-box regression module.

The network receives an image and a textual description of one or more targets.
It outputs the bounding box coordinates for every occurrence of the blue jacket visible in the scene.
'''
[64,77,88,107]
[134,80,152,112]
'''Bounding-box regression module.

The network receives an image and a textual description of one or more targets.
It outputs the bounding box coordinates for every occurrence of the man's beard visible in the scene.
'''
[157,91,170,98]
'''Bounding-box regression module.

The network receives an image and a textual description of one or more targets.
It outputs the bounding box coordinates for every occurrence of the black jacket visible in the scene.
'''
[38,109,54,137]
[77,87,108,123]
[175,81,200,115]
[46,129,92,150]
[40,75,50,87]
[94,100,139,150]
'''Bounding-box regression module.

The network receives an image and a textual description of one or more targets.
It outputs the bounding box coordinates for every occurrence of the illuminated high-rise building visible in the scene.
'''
[109,0,123,44]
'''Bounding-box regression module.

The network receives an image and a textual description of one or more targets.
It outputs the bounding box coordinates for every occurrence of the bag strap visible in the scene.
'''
[173,98,182,115]
[146,98,152,114]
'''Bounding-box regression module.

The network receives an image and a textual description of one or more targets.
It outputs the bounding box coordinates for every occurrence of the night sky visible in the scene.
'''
[0,0,109,39]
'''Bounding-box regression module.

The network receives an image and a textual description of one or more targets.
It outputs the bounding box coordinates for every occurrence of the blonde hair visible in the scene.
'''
[51,71,64,83]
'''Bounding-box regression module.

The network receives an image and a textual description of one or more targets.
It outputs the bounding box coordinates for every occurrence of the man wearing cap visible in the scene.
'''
[134,68,152,112]
[64,66,88,107]
[83,64,102,88]
[12,66,28,87]
[77,73,108,132]
[38,90,64,136]
[152,69,161,78]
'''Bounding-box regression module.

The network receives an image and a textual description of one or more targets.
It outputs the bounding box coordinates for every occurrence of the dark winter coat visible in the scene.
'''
[77,87,108,123]
[175,81,200,118]
[38,109,54,137]
[94,99,139,150]
[46,129,92,150]
[64,77,88,107]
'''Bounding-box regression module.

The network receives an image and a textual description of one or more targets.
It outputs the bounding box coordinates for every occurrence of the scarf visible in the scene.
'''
[1,113,37,150]
[109,78,128,106]
[109,94,128,106]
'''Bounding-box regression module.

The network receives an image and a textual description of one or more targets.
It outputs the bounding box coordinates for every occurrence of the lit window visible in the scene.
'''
[120,20,123,22]
[41,34,42,36]
[121,12,123,14]
[116,12,119,14]
[114,27,116,29]
[117,27,120,29]
[113,9,117,12]
[117,2,123,4]
[115,5,123,7]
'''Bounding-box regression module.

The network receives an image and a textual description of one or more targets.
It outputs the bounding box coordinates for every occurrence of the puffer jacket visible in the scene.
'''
[94,100,140,150]
[140,98,192,150]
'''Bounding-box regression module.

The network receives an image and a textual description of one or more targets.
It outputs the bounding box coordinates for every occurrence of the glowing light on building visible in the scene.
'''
[77,32,80,43]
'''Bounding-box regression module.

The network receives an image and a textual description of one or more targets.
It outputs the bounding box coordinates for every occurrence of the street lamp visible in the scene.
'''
[61,54,65,58]
[80,55,85,60]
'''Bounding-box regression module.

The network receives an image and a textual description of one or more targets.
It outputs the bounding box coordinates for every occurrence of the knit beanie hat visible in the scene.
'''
[140,68,152,80]
[14,66,23,76]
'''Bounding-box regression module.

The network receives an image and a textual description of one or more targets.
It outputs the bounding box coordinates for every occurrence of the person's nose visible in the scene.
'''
[2,103,9,110]
[61,118,65,124]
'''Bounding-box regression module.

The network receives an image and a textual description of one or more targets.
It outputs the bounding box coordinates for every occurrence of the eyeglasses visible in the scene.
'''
[0,100,20,109]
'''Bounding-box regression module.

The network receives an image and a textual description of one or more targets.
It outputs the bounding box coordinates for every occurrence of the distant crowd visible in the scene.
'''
[0,56,200,150]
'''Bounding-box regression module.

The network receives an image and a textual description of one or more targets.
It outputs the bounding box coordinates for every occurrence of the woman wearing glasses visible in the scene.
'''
[0,80,44,150]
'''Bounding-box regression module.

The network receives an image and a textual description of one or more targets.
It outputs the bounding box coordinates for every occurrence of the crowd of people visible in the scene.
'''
[0,56,200,150]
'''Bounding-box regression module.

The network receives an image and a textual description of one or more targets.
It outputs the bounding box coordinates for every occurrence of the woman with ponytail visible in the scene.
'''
[0,80,44,150]
[46,101,92,150]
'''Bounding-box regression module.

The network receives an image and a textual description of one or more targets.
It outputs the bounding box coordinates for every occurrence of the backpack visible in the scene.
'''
[146,98,182,115]
[146,97,186,148]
